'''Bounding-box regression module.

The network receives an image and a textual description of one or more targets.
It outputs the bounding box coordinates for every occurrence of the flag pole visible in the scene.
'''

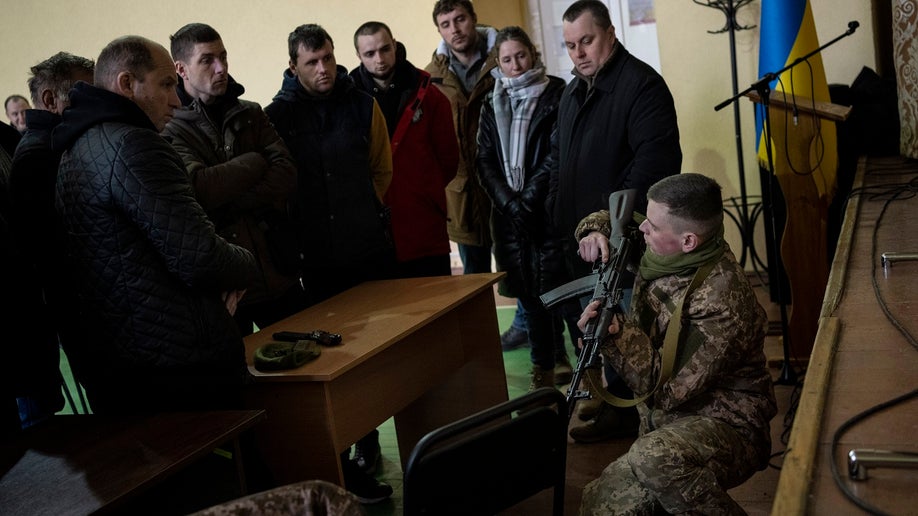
[715,20,859,386]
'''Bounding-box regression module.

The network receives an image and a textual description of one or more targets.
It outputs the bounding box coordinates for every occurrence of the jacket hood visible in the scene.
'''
[52,81,157,152]
[272,65,354,103]
[24,109,62,133]
[176,74,245,107]
[435,25,498,58]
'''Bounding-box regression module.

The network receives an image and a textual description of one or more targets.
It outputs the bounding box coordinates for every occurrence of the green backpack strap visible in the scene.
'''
[589,259,717,408]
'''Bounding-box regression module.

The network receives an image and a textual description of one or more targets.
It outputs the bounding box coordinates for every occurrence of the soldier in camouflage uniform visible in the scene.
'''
[576,174,777,515]
[192,479,365,516]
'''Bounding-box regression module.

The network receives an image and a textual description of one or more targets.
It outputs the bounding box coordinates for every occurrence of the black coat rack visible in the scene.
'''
[692,0,762,270]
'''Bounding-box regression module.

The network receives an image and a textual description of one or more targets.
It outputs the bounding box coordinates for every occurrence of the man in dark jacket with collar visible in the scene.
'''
[350,21,458,279]
[53,35,257,415]
[552,0,682,442]
[162,23,304,337]
[8,51,94,426]
[264,23,394,505]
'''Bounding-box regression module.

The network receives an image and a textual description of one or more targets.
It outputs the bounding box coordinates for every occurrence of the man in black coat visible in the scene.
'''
[551,0,682,442]
[265,24,393,308]
[53,36,256,415]
[8,52,94,426]
[264,24,394,505]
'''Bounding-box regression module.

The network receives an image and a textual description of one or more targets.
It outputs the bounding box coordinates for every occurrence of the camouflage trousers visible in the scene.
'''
[192,479,365,516]
[580,415,761,515]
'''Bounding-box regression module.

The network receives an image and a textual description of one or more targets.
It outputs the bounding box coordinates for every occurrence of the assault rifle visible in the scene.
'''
[540,189,640,420]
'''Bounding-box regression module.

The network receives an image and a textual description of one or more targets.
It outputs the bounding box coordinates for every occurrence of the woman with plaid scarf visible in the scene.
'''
[476,26,570,390]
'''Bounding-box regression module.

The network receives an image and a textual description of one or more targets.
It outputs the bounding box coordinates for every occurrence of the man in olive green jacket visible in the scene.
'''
[425,0,497,274]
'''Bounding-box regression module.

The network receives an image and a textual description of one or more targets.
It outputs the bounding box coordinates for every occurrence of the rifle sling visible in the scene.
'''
[587,259,717,409]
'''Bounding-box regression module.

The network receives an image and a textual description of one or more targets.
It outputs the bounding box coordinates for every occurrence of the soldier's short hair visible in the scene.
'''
[353,21,393,51]
[648,173,723,241]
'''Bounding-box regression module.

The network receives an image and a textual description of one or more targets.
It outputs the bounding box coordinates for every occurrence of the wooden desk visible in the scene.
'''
[243,273,509,485]
[0,410,266,515]
[773,156,918,514]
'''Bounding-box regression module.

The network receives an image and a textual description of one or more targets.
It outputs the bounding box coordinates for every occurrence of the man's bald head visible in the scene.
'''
[94,36,179,130]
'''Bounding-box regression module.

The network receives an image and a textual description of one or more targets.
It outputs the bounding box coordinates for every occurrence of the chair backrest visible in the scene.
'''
[403,387,567,516]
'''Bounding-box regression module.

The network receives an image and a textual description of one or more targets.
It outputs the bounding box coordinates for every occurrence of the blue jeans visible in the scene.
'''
[510,299,527,330]
[457,243,492,274]
[516,299,582,357]
[518,294,557,370]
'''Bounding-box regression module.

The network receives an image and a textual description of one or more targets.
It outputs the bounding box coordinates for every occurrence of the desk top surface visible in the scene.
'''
[244,273,503,382]
[0,410,266,515]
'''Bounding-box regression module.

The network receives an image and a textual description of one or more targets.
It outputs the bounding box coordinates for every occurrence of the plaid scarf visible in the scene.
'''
[490,66,549,191]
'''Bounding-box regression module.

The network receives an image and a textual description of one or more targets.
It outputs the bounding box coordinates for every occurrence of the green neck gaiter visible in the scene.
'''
[639,224,726,281]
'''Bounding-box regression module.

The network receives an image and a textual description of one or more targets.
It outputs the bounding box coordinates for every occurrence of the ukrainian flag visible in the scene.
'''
[755,0,837,199]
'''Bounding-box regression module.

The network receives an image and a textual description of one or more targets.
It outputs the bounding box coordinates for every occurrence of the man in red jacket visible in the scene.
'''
[350,21,459,279]
[345,19,460,486]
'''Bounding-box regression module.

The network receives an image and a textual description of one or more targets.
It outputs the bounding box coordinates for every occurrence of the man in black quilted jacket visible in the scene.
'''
[52,35,257,414]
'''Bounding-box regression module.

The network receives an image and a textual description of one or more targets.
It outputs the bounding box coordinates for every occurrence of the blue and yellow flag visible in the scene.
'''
[755,0,838,199]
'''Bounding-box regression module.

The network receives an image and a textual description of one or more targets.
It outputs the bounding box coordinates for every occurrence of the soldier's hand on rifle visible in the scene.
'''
[578,231,611,263]
[577,299,622,336]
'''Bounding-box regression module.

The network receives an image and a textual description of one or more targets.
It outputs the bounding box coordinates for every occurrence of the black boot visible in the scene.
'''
[353,428,381,475]
[569,403,639,443]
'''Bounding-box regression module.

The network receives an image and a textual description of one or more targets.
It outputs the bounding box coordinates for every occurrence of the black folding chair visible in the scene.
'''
[403,387,567,516]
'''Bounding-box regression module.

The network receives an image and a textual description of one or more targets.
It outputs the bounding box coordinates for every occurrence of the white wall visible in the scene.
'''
[0,0,452,108]
[2,0,878,259]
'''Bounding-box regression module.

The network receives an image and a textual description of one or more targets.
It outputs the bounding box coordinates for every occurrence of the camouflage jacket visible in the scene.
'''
[603,243,777,455]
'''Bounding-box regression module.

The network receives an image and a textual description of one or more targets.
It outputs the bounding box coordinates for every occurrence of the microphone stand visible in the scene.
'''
[714,20,859,386]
